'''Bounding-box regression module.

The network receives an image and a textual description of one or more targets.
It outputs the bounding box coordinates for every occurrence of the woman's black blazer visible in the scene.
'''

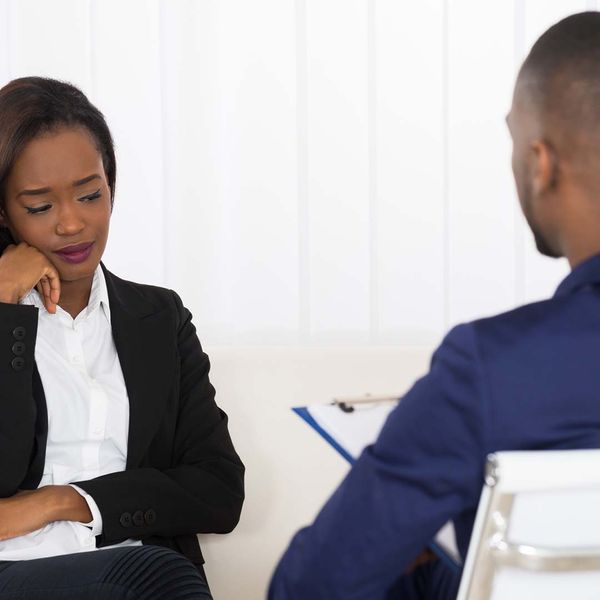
[0,261,245,570]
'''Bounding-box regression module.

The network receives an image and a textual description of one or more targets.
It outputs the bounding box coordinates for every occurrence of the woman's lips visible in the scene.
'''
[54,242,94,264]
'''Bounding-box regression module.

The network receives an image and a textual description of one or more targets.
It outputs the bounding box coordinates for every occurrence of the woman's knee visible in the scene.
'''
[100,546,211,599]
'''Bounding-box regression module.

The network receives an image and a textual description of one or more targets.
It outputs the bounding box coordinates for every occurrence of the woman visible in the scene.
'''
[0,76,244,598]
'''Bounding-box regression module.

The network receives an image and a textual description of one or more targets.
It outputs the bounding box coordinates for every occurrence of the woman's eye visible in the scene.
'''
[81,191,101,202]
[26,205,51,215]
[25,190,101,215]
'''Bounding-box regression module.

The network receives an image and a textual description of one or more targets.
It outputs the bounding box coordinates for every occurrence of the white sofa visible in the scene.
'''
[198,345,433,599]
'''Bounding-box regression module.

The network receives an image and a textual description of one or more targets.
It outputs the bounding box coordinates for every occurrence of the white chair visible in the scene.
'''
[457,449,600,600]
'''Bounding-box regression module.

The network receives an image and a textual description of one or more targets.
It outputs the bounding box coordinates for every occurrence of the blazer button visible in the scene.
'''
[144,509,157,525]
[11,357,24,371]
[11,341,25,356]
[12,326,26,340]
[119,512,132,528]
[132,510,144,527]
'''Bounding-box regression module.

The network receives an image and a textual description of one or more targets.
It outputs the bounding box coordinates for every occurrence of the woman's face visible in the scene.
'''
[0,126,112,282]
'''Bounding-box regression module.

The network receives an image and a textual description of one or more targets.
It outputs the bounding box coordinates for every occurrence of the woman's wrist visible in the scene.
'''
[0,282,18,304]
[40,485,93,523]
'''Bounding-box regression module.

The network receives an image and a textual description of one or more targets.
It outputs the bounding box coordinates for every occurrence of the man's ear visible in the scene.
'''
[530,139,559,195]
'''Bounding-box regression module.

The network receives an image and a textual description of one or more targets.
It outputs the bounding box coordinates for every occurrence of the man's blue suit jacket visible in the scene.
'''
[270,253,600,599]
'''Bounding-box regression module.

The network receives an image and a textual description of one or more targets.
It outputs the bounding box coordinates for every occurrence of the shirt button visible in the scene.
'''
[132,511,144,527]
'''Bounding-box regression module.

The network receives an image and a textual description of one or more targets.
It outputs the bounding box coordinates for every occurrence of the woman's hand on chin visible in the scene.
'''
[0,242,61,312]
[0,486,92,541]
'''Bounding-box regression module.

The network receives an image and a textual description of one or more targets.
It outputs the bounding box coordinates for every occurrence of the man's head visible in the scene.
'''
[508,12,600,264]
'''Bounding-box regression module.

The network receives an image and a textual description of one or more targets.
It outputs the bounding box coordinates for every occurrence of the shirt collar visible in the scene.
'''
[19,263,111,321]
[554,253,600,298]
[90,262,111,321]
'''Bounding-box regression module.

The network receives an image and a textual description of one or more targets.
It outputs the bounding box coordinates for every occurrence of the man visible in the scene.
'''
[269,11,600,599]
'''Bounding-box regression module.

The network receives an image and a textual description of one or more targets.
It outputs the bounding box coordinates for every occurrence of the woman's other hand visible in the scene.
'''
[0,486,92,541]
[0,242,60,313]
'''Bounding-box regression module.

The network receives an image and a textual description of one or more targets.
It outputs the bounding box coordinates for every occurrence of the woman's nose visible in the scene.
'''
[55,202,85,236]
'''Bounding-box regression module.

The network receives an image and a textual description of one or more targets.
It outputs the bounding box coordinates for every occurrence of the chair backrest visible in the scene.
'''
[457,449,600,600]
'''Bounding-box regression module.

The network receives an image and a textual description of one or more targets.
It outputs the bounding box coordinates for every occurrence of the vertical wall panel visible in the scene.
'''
[446,1,518,327]
[518,1,587,304]
[297,0,310,341]
[161,1,299,344]
[158,1,225,336]
[0,1,10,85]
[306,0,370,340]
[0,5,6,85]
[6,0,91,93]
[89,0,165,286]
[375,0,445,344]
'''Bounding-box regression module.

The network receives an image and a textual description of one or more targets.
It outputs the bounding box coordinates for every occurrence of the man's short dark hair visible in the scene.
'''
[518,11,600,159]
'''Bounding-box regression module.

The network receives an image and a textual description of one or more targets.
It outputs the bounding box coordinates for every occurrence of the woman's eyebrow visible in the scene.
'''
[73,173,101,187]
[17,187,51,198]
[17,174,102,198]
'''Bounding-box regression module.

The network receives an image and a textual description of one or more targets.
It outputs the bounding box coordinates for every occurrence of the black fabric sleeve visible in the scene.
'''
[75,291,245,545]
[0,302,39,497]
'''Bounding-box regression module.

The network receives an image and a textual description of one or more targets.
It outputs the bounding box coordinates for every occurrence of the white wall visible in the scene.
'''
[0,0,591,348]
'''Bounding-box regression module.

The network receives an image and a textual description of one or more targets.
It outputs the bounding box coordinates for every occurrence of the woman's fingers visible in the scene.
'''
[42,265,60,313]
[40,277,52,312]
[36,277,51,313]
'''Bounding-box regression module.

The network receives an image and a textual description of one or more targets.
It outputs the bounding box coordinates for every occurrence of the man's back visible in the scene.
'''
[453,254,600,553]
[270,254,600,599]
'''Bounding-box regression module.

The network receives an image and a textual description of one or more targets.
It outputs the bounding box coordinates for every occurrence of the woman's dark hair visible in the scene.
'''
[0,76,116,251]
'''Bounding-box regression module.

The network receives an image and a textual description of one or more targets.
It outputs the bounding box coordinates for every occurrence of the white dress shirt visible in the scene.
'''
[0,264,142,560]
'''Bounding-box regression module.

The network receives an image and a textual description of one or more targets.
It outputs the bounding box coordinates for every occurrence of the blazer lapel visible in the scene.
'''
[100,262,177,469]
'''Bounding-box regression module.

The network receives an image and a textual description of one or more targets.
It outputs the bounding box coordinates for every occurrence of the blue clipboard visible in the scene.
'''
[293,405,461,574]
[293,406,356,464]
